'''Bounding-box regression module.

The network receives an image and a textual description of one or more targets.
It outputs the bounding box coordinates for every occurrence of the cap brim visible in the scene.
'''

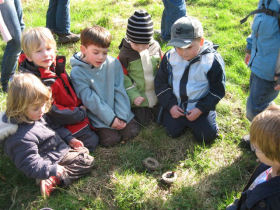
[167,39,192,48]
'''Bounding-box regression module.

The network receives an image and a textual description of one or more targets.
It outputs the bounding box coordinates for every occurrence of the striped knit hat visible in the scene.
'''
[126,10,153,44]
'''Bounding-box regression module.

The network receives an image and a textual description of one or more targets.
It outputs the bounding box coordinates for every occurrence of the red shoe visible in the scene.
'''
[40,176,61,198]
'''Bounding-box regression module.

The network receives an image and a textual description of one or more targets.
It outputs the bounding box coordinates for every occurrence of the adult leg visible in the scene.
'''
[0,0,24,92]
[46,0,58,32]
[96,127,121,147]
[246,73,279,121]
[161,0,186,41]
[186,111,218,144]
[73,126,99,152]
[161,109,188,138]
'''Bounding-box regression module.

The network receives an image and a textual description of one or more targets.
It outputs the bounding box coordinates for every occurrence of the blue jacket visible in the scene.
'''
[246,0,280,81]
[154,41,225,113]
[0,114,71,180]
[227,164,280,210]
[70,53,134,128]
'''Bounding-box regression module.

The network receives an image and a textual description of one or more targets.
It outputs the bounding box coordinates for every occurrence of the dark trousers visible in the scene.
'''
[59,147,94,186]
[96,119,140,147]
[132,106,159,126]
[73,126,99,152]
[161,109,218,144]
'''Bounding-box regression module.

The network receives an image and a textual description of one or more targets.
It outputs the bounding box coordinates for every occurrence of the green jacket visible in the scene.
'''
[118,38,161,107]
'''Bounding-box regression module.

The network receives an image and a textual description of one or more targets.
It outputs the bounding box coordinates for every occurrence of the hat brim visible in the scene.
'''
[167,39,192,48]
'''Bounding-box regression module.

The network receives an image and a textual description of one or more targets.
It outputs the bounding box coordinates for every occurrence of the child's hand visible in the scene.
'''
[170,105,185,118]
[244,53,251,65]
[112,118,126,130]
[69,138,84,149]
[80,105,87,110]
[274,76,280,91]
[134,96,145,106]
[186,108,202,121]
[130,42,149,53]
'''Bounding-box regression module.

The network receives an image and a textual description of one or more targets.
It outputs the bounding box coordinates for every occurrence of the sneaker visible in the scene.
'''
[57,32,80,44]
[40,176,61,198]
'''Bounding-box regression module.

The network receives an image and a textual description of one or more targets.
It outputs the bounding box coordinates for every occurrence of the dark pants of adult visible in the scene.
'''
[161,109,218,144]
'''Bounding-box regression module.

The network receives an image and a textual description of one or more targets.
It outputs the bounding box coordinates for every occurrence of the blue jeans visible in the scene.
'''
[162,109,218,143]
[246,72,279,121]
[0,0,24,90]
[161,0,187,41]
[46,0,70,34]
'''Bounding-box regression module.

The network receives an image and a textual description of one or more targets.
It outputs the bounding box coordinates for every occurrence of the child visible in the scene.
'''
[0,73,94,198]
[118,10,162,125]
[243,0,280,122]
[226,105,280,209]
[154,16,225,143]
[19,27,99,151]
[70,25,140,147]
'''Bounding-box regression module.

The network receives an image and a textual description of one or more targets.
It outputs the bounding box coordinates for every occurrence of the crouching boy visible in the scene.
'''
[70,25,140,147]
[155,16,225,143]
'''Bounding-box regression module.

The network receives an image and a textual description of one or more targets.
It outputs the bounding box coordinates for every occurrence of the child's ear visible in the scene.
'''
[80,45,86,54]
[200,38,204,46]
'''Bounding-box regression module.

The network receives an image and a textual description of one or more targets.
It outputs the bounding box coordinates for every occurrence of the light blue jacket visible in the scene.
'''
[246,0,280,81]
[70,53,134,129]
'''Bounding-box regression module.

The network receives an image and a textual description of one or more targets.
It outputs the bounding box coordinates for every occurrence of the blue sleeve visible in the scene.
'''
[113,59,134,122]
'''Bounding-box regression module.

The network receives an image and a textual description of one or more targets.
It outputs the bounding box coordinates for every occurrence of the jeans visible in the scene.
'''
[46,0,70,34]
[246,72,279,121]
[161,0,187,41]
[162,109,218,143]
[0,0,24,90]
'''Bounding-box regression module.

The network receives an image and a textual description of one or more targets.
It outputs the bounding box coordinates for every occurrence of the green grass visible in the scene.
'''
[0,0,271,209]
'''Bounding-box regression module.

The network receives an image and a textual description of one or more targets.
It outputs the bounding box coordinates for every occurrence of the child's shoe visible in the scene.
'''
[40,176,61,198]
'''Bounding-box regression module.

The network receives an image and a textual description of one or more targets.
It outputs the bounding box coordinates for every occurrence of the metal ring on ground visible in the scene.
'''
[161,171,177,184]
[142,157,160,171]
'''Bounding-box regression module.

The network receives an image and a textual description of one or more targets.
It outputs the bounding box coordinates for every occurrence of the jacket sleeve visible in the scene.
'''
[4,137,57,179]
[123,74,142,105]
[45,116,74,144]
[47,104,87,126]
[196,58,225,113]
[70,68,116,127]
[113,60,134,122]
[154,53,178,111]
[246,34,252,53]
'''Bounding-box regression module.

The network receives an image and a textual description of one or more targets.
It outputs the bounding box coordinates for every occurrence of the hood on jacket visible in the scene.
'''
[0,112,18,142]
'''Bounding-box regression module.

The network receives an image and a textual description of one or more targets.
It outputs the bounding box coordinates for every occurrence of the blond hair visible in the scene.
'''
[6,73,52,123]
[250,104,280,163]
[21,27,56,58]
[81,25,111,48]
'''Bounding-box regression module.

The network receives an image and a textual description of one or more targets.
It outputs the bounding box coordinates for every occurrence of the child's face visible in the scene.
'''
[26,41,56,69]
[26,103,46,121]
[130,42,149,53]
[253,143,280,167]
[175,39,203,61]
[80,44,108,68]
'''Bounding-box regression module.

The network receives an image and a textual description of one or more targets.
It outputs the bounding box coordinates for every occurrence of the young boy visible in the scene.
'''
[227,105,280,209]
[0,73,94,198]
[70,25,140,147]
[18,27,99,152]
[154,16,225,143]
[118,10,162,125]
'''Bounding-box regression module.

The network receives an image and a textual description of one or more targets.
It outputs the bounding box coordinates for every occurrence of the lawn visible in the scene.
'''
[0,0,276,209]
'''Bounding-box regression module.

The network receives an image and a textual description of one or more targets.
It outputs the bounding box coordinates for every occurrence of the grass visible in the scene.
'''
[0,0,276,209]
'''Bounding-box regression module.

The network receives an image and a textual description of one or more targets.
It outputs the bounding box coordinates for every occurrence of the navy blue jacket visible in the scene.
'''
[227,164,280,210]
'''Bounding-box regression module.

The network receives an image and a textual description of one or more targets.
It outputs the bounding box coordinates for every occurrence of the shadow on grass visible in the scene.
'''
[0,124,257,209]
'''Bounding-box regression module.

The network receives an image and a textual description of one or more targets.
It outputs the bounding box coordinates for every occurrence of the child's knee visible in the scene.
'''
[121,119,141,140]
[193,127,218,144]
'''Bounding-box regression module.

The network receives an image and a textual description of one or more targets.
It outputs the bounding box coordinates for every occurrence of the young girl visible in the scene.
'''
[0,73,94,198]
